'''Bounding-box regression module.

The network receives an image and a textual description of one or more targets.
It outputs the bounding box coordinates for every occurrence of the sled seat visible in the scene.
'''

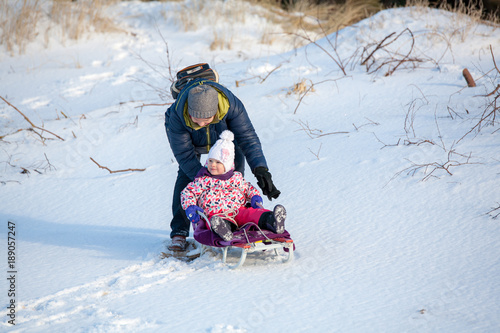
[195,212,294,269]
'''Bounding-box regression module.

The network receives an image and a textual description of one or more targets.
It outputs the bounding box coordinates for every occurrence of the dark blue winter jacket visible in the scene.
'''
[165,79,267,180]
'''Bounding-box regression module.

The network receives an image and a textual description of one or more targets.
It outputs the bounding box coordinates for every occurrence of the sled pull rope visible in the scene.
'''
[213,206,239,227]
[198,209,273,242]
[198,211,211,229]
[198,209,239,229]
[239,222,272,242]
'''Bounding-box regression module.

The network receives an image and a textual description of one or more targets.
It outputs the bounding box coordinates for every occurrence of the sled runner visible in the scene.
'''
[194,211,294,269]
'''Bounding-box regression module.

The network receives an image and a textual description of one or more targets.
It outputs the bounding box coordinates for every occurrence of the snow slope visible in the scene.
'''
[1,1,499,332]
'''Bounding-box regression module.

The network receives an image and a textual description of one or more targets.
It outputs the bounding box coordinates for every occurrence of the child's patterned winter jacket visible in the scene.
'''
[181,171,261,217]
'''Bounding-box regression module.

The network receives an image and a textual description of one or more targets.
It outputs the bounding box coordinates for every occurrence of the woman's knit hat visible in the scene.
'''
[207,130,235,172]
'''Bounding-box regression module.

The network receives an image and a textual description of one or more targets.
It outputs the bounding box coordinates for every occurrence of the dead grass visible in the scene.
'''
[2,0,496,55]
[167,0,381,50]
[407,0,499,26]
[0,0,42,55]
[0,0,122,56]
[248,0,382,46]
[283,0,381,35]
[251,0,498,46]
[50,0,121,41]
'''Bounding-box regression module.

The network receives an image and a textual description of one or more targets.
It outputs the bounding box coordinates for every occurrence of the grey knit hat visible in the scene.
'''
[187,85,218,119]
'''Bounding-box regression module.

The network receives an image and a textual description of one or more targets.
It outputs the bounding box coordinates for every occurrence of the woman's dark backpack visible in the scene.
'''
[170,63,219,99]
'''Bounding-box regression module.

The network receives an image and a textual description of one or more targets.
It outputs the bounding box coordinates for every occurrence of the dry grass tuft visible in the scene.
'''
[407,0,499,25]
[286,0,381,35]
[50,0,122,41]
[288,79,315,95]
[0,0,122,56]
[0,0,42,55]
[249,0,382,38]
[168,0,382,51]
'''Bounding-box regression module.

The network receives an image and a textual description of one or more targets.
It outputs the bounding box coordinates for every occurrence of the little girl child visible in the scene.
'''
[180,130,286,241]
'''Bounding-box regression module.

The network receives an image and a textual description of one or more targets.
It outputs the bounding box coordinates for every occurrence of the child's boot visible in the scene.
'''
[258,204,286,234]
[210,216,234,241]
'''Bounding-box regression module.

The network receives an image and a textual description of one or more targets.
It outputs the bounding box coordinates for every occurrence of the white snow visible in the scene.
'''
[1,1,499,332]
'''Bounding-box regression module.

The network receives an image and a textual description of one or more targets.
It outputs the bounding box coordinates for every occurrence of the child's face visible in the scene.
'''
[207,158,225,175]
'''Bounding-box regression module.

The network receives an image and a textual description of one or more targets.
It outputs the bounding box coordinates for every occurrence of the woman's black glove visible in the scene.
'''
[253,167,281,200]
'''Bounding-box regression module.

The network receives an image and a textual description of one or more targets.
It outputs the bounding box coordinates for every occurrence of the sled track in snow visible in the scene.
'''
[12,259,197,332]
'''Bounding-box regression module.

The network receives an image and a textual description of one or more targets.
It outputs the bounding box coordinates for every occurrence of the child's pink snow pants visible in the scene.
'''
[208,206,269,227]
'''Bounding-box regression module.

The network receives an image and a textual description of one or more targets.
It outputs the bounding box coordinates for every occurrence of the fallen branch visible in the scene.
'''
[361,32,396,66]
[352,118,380,131]
[390,148,479,182]
[44,153,56,172]
[385,29,417,76]
[294,119,349,139]
[0,95,35,127]
[361,28,425,76]
[485,203,500,219]
[235,64,283,87]
[293,80,316,114]
[372,132,401,149]
[290,20,347,76]
[490,45,499,74]
[0,96,65,141]
[0,129,23,140]
[308,143,322,160]
[90,157,146,174]
[32,126,65,141]
[135,102,172,112]
[293,78,345,114]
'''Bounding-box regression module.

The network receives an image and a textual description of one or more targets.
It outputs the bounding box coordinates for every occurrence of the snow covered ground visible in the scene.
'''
[1,1,499,332]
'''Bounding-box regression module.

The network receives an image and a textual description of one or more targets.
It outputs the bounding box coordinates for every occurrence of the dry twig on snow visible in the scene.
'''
[391,146,479,182]
[135,102,172,112]
[290,19,348,76]
[0,96,65,142]
[485,203,500,219]
[361,28,425,76]
[235,64,283,87]
[294,119,349,139]
[90,157,146,174]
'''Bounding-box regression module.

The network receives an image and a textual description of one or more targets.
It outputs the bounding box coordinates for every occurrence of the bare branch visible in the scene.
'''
[490,45,500,74]
[90,157,146,174]
[292,78,346,114]
[485,203,500,219]
[361,28,426,76]
[290,20,347,76]
[235,63,284,87]
[134,102,172,112]
[308,143,322,160]
[294,119,348,139]
[44,153,56,172]
[390,148,480,182]
[0,95,36,127]
[0,96,65,141]
[361,32,396,66]
[477,84,500,98]
[352,117,380,131]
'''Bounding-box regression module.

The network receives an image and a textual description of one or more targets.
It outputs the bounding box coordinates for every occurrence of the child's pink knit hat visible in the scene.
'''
[207,130,235,172]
